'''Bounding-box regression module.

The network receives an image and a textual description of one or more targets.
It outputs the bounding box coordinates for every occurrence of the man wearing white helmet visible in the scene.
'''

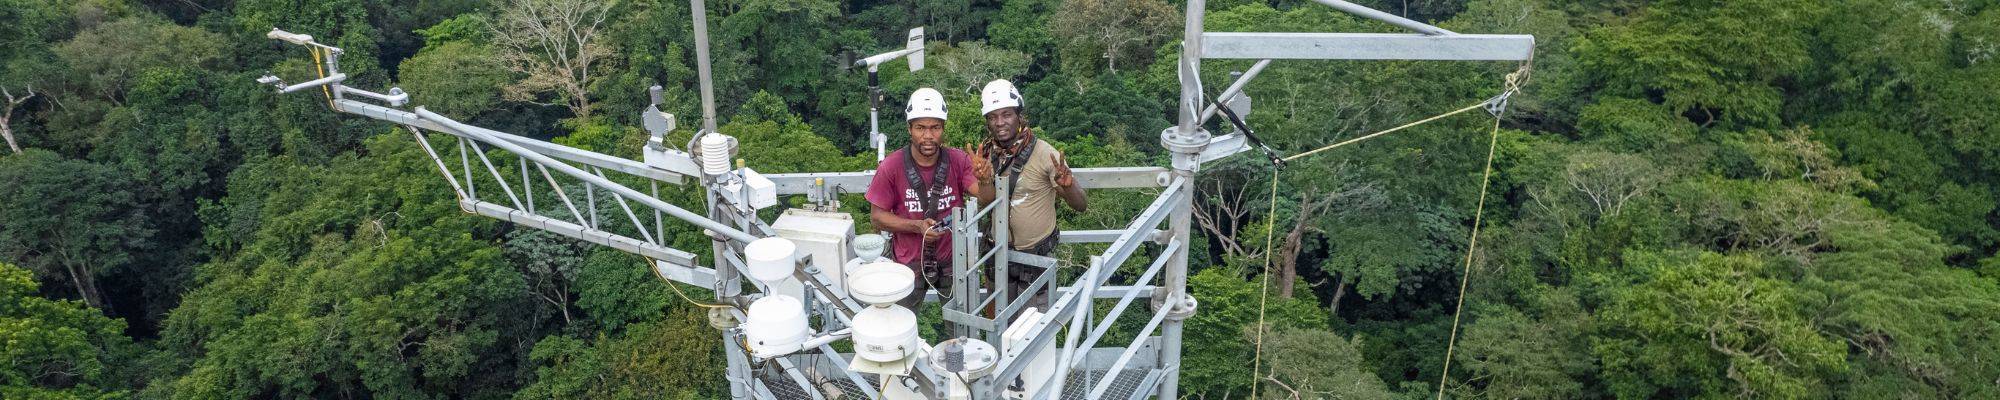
[866,87,977,309]
[968,79,1087,311]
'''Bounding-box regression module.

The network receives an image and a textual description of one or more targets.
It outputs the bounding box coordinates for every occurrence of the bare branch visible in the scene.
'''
[491,0,615,118]
[1,85,36,154]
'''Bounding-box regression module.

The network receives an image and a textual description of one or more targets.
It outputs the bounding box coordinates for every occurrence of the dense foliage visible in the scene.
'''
[3,0,1999,398]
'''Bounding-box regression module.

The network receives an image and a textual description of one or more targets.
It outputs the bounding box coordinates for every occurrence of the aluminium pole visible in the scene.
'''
[690,1,749,398]
[1157,0,1206,399]
[691,0,719,133]
[1306,0,1456,35]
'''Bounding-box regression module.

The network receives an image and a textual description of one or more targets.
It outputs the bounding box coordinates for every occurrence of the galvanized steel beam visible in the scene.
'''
[1201,32,1535,61]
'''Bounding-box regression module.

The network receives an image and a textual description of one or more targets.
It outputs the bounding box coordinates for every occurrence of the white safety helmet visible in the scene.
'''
[980,79,1023,116]
[906,88,948,122]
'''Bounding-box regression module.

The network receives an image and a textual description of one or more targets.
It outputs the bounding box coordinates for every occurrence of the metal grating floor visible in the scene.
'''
[758,373,816,399]
[757,373,871,399]
[1059,368,1155,399]
[821,375,868,399]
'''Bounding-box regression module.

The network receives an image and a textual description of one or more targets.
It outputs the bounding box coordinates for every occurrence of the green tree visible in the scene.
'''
[1452,287,1595,399]
[0,261,137,399]
[54,16,224,104]
[1591,251,1847,399]
[1047,0,1177,75]
[985,0,1058,67]
[0,150,149,309]
[1256,327,1393,400]
[1020,73,1167,145]
[1181,267,1329,398]
[398,41,510,120]
[1572,0,1829,128]
[514,308,722,399]
[154,134,531,399]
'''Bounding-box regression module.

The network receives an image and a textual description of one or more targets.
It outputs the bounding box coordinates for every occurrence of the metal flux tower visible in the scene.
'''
[256,0,1529,398]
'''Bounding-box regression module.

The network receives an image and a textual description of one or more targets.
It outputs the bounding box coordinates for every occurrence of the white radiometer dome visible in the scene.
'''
[744,237,798,284]
[743,294,809,355]
[851,305,921,363]
[847,261,915,306]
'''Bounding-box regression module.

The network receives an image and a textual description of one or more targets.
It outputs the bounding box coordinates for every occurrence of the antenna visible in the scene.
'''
[855,27,928,161]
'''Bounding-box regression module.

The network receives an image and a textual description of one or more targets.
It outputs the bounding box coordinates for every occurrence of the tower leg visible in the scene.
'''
[1158,0,1208,398]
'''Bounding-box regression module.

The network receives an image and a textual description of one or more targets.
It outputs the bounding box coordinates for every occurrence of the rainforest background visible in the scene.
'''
[4,0,2000,398]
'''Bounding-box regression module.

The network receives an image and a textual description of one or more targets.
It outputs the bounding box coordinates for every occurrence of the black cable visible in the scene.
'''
[1209,96,1285,168]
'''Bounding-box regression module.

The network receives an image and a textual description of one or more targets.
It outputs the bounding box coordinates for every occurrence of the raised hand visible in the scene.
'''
[1051,152,1076,189]
[969,143,995,183]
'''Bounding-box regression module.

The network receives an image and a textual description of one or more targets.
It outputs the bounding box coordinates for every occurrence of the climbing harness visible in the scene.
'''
[905,146,955,291]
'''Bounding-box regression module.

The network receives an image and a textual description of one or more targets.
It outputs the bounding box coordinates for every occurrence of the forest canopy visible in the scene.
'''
[3,0,2000,398]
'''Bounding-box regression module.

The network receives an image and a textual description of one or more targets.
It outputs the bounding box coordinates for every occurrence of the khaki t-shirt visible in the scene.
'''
[1000,139,1064,249]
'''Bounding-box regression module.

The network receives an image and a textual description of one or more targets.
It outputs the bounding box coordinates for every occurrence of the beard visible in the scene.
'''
[916,140,939,157]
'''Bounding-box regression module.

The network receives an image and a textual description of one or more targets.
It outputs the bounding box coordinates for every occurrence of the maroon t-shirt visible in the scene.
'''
[866,148,978,266]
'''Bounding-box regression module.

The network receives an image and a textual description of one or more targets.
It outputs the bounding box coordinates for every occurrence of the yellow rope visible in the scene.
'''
[1249,167,1281,396]
[1282,101,1490,163]
[650,258,735,309]
[308,47,335,108]
[1435,115,1503,400]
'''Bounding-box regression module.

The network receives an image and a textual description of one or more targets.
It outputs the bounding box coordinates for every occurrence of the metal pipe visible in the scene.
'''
[867,67,884,161]
[1197,59,1272,125]
[535,163,591,227]
[1076,240,1177,354]
[1174,0,1205,135]
[413,107,758,244]
[279,73,346,93]
[522,158,533,212]
[336,99,688,183]
[723,328,753,400]
[1159,1,1205,398]
[458,139,476,200]
[1308,0,1456,35]
[586,177,598,228]
[404,126,466,198]
[462,200,702,268]
[690,0,719,133]
[466,142,525,210]
[1091,291,1178,399]
[1046,264,1094,400]
[992,179,1012,329]
[594,169,659,245]
[341,86,408,106]
[951,204,974,338]
[652,181,663,245]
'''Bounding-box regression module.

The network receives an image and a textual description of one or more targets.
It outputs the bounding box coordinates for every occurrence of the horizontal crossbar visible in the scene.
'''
[1202,32,1535,61]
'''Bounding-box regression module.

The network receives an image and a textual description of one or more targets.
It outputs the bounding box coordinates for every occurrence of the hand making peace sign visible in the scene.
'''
[967,142,995,184]
[1051,152,1075,189]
